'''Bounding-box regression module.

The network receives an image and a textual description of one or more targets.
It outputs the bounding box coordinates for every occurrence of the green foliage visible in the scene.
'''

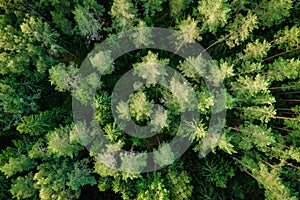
[136,173,169,200]
[166,167,193,200]
[0,80,40,116]
[0,172,10,199]
[239,39,271,61]
[177,55,206,81]
[251,162,297,200]
[17,108,67,136]
[218,60,234,80]
[199,155,235,188]
[231,74,270,98]
[0,155,37,178]
[267,58,300,81]
[94,92,112,125]
[66,159,97,190]
[169,0,192,18]
[176,16,201,46]
[226,11,258,48]
[237,124,275,151]
[10,173,38,200]
[89,50,114,75]
[274,26,300,51]
[150,106,169,131]
[49,63,80,92]
[120,152,147,179]
[129,91,154,122]
[73,72,100,105]
[131,21,154,47]
[116,100,131,121]
[169,76,197,111]
[46,125,83,158]
[33,158,95,200]
[28,138,49,161]
[140,0,167,17]
[242,105,276,123]
[153,143,174,167]
[256,0,293,27]
[73,1,104,42]
[110,0,138,31]
[1,0,300,199]
[133,51,169,85]
[197,0,230,33]
[196,89,214,113]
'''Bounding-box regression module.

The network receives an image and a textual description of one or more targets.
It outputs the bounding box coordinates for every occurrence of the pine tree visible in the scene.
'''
[226,11,258,48]
[110,0,138,31]
[197,0,230,34]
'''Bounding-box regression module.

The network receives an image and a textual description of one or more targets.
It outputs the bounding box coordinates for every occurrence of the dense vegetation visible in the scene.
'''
[0,0,299,199]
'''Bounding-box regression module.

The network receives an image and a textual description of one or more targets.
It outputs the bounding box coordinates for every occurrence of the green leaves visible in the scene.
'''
[256,0,293,27]
[251,162,297,200]
[10,173,37,200]
[197,0,230,33]
[0,155,37,178]
[267,58,300,81]
[66,159,96,190]
[136,173,169,200]
[176,16,201,44]
[150,106,169,132]
[0,0,300,199]
[239,39,271,61]
[133,51,168,85]
[242,105,276,123]
[199,156,235,188]
[17,108,67,136]
[49,63,80,92]
[169,76,196,111]
[226,11,258,48]
[73,2,104,42]
[110,0,137,31]
[46,125,83,158]
[120,152,147,179]
[274,26,300,51]
[232,74,270,99]
[89,50,114,75]
[33,158,95,200]
[153,143,174,167]
[167,167,193,200]
[238,124,275,151]
[140,0,166,17]
[129,91,154,122]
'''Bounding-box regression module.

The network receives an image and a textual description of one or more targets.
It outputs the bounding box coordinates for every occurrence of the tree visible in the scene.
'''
[133,51,169,85]
[166,166,193,200]
[16,108,68,136]
[46,125,83,158]
[110,0,138,31]
[73,5,102,42]
[33,158,96,200]
[197,0,230,34]
[239,39,271,61]
[1,0,300,199]
[226,11,258,48]
[136,173,169,200]
[49,63,81,92]
[129,91,153,122]
[175,16,201,50]
[0,155,37,178]
[10,173,38,200]
[256,0,293,27]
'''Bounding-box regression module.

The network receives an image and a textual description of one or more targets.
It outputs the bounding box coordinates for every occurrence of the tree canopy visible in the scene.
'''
[0,0,299,199]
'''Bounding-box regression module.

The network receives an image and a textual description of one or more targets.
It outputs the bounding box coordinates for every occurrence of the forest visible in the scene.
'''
[0,0,299,199]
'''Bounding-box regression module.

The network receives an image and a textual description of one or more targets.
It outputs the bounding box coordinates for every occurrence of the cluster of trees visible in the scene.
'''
[0,0,299,199]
